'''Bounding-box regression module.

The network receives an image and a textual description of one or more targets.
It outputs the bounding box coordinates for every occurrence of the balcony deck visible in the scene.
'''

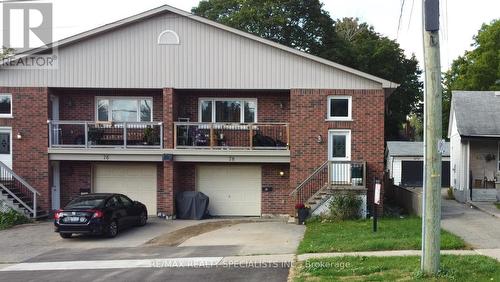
[48,121,163,149]
[174,122,289,150]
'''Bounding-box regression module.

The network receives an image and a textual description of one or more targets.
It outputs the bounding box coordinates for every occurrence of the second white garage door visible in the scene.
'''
[93,163,157,215]
[196,165,261,216]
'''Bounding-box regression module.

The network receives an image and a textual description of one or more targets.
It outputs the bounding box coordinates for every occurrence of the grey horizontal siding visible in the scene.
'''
[0,13,382,90]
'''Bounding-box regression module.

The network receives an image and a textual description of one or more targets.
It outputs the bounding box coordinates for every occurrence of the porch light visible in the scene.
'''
[16,132,22,140]
[279,171,285,177]
[317,134,323,144]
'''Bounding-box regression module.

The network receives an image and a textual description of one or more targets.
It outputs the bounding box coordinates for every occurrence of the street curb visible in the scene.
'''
[297,250,479,261]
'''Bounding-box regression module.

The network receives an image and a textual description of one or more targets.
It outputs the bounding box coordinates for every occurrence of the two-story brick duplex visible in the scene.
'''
[0,5,397,219]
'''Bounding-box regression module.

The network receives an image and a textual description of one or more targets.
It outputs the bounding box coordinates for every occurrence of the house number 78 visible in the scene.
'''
[103,154,110,160]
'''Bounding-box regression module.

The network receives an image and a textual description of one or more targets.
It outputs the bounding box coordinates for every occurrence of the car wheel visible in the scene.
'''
[106,220,118,238]
[60,233,72,239]
[138,212,147,226]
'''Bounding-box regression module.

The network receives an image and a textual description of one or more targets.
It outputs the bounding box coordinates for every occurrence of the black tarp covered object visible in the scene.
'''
[175,191,209,219]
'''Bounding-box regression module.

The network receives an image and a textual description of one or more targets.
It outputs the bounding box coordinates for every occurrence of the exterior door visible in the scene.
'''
[0,128,12,169]
[328,130,351,184]
[51,161,61,210]
[93,163,157,215]
[196,165,261,216]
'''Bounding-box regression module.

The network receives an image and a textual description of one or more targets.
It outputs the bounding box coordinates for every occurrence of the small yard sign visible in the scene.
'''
[374,183,381,205]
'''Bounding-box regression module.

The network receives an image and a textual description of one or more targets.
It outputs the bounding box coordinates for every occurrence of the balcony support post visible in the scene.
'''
[84,122,88,148]
[123,122,127,148]
[160,122,164,149]
[48,121,52,148]
[249,125,253,150]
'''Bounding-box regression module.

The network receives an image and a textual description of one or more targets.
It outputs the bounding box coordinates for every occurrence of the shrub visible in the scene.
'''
[0,210,30,230]
[328,191,362,220]
[447,187,455,200]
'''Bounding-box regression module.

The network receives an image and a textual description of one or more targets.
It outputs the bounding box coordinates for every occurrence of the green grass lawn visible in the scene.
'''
[297,217,466,254]
[294,255,500,281]
[495,203,500,210]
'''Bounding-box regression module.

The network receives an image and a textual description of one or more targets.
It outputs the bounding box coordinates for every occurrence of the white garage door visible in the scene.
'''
[196,165,261,216]
[94,163,157,215]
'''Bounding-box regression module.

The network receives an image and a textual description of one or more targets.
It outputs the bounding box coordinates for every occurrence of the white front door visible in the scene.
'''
[51,161,61,210]
[328,130,351,184]
[0,127,12,169]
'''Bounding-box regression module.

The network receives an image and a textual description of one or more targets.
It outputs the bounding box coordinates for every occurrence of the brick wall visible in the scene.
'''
[261,164,292,215]
[290,89,386,211]
[0,87,50,211]
[53,88,163,121]
[175,90,290,123]
[175,162,196,193]
[59,161,92,207]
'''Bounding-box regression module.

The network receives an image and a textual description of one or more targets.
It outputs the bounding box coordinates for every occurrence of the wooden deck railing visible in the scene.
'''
[174,122,289,150]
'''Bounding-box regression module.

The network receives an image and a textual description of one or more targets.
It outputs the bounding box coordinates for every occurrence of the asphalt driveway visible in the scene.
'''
[441,199,500,249]
[179,221,305,256]
[0,218,203,263]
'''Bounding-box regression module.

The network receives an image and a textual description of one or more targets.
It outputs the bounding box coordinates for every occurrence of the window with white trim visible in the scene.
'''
[96,97,153,122]
[0,94,12,117]
[327,96,352,120]
[199,98,257,123]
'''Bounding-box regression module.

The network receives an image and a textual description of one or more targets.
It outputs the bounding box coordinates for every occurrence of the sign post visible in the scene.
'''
[373,179,381,232]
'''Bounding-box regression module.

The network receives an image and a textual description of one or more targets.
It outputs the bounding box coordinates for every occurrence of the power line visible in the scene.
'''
[396,0,406,40]
[408,0,415,31]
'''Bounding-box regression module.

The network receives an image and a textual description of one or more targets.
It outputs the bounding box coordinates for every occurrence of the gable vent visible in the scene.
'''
[157,30,180,45]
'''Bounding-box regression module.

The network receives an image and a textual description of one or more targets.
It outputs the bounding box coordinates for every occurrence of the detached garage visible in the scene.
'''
[386,142,450,188]
[196,165,262,216]
[93,163,157,215]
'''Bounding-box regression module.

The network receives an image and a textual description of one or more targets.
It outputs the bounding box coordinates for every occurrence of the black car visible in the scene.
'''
[54,193,148,239]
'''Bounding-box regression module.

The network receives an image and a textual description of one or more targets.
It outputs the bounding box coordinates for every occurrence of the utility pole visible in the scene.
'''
[421,0,442,275]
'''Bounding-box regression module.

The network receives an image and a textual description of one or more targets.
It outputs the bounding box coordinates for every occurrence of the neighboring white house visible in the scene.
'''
[449,91,500,203]
[386,141,450,187]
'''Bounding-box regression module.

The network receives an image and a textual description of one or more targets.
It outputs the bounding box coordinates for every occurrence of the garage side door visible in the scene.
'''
[196,165,261,216]
[94,163,157,215]
[401,161,424,187]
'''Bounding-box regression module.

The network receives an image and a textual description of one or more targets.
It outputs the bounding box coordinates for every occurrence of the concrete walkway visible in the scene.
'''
[441,199,500,249]
[469,201,500,219]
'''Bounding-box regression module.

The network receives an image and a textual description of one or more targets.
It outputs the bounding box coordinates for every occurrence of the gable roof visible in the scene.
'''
[451,91,500,137]
[11,5,398,89]
[386,141,450,157]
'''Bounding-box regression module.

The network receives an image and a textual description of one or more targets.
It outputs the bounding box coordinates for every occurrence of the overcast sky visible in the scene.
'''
[7,0,500,71]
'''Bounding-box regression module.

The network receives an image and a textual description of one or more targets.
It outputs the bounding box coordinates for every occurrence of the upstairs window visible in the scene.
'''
[327,96,352,121]
[96,97,152,122]
[0,94,12,117]
[199,98,257,123]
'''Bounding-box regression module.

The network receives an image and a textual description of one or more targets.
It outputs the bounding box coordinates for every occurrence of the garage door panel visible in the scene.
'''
[197,165,261,216]
[94,164,157,215]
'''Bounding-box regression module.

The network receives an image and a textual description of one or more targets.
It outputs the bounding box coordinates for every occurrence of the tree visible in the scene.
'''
[0,47,13,60]
[328,18,423,140]
[193,1,423,140]
[442,19,500,137]
[193,0,343,53]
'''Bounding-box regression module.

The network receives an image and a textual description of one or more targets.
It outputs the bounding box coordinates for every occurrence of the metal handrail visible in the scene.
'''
[0,161,40,218]
[0,161,40,196]
[290,161,329,196]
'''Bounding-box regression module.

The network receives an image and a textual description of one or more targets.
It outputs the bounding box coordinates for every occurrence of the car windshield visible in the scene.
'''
[65,196,106,209]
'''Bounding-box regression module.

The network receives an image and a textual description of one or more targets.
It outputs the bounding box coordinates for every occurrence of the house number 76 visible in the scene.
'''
[103,154,110,160]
